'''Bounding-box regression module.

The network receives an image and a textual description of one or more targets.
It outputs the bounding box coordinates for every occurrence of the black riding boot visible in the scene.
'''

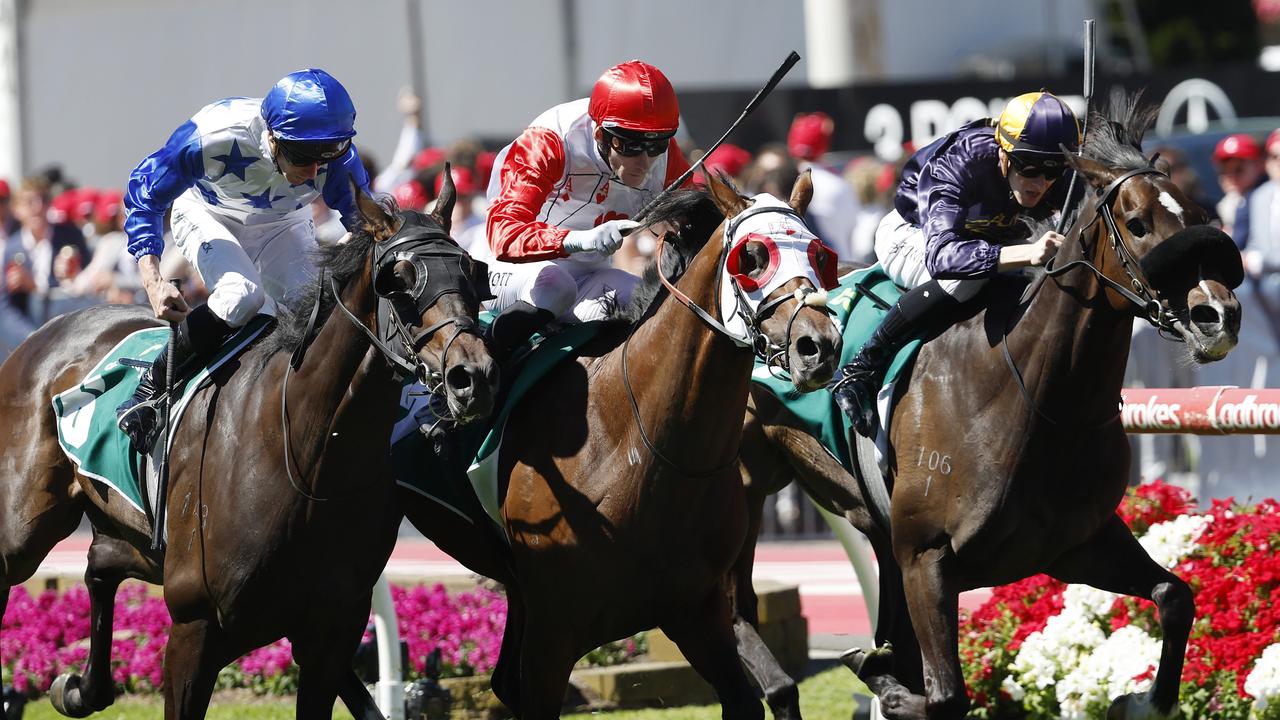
[117,305,232,453]
[487,300,555,365]
[828,280,958,437]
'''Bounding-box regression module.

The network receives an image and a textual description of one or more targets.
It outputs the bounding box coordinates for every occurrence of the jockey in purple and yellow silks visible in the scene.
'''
[117,68,371,453]
[829,91,1082,437]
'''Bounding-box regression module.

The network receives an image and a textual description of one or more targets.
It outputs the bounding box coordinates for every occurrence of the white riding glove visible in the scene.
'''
[562,219,640,256]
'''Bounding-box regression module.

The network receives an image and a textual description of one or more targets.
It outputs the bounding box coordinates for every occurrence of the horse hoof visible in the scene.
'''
[49,673,93,719]
[840,642,894,680]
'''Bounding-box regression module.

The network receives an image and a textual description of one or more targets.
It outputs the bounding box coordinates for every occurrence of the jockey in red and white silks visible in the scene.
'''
[480,60,691,354]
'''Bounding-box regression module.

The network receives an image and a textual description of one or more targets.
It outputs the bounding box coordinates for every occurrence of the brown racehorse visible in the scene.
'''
[729,93,1244,720]
[397,171,844,719]
[0,176,499,719]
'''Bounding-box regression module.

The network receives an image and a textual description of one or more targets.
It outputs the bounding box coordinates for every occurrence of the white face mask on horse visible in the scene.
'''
[718,193,840,353]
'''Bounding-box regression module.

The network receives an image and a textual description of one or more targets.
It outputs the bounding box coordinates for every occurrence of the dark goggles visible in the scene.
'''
[275,137,351,166]
[1008,152,1068,180]
[603,128,672,158]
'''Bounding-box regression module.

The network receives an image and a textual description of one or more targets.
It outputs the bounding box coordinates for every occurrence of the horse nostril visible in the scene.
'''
[446,365,474,394]
[795,335,819,359]
[1189,303,1222,333]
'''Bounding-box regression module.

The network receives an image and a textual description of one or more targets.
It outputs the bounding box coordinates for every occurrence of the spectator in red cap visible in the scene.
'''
[1237,129,1280,282]
[785,111,859,261]
[394,179,429,212]
[73,190,136,299]
[697,143,753,184]
[481,59,690,358]
[0,179,15,236]
[1213,133,1265,237]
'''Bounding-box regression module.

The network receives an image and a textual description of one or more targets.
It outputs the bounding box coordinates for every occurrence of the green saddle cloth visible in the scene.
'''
[51,315,274,515]
[390,314,605,537]
[750,266,923,476]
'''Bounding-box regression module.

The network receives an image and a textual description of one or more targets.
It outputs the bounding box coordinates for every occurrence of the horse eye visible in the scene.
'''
[1126,219,1147,238]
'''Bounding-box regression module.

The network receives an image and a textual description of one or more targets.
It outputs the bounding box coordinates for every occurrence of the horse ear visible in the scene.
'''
[789,169,814,215]
[706,170,750,218]
[1063,148,1120,190]
[351,177,399,240]
[432,162,456,235]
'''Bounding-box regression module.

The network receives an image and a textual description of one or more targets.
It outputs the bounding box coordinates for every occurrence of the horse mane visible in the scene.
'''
[1082,88,1160,170]
[615,188,725,324]
[259,226,377,357]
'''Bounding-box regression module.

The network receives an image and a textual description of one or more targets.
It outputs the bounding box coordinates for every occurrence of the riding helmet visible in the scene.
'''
[588,60,680,138]
[996,91,1081,159]
[261,68,357,143]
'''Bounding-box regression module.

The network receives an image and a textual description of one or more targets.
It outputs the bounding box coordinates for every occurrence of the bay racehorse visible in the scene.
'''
[730,92,1243,719]
[397,170,843,719]
[0,175,498,719]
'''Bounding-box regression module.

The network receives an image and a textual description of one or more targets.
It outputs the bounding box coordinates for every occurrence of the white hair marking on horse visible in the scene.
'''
[1158,191,1185,225]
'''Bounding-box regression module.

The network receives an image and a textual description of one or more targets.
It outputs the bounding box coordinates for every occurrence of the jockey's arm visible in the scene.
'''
[321,146,373,231]
[485,127,573,263]
[917,154,1000,280]
[124,120,205,262]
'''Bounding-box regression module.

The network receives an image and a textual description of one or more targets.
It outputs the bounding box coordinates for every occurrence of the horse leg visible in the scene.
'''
[514,614,579,720]
[661,585,765,720]
[490,583,525,717]
[293,602,383,720]
[49,531,155,717]
[842,552,927,720]
[1047,515,1193,719]
[898,544,969,719]
[162,619,226,720]
[728,491,800,719]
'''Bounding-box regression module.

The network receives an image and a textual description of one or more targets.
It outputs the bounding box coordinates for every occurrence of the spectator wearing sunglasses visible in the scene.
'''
[829,91,1079,437]
[481,60,691,358]
[117,68,371,453]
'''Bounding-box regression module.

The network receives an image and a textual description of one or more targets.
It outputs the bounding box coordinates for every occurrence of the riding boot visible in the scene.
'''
[828,280,958,437]
[117,305,233,454]
[487,300,555,365]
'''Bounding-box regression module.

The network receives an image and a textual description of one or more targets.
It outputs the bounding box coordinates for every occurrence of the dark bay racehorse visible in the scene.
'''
[0,176,498,719]
[730,93,1244,719]
[397,171,843,719]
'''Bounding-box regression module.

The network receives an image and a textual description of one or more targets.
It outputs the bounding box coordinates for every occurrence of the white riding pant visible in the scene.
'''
[874,209,986,302]
[484,256,638,323]
[171,194,318,327]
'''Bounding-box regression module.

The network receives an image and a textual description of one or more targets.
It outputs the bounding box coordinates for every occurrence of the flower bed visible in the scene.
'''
[960,481,1280,719]
[1,582,643,698]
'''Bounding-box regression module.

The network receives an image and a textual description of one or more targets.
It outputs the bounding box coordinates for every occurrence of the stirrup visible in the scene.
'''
[117,397,164,454]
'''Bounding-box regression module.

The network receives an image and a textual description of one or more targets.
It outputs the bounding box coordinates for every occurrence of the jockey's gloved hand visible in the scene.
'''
[562,219,640,256]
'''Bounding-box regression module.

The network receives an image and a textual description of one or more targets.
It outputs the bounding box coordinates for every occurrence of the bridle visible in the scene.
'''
[621,201,833,477]
[282,214,490,501]
[1045,166,1181,335]
[1005,165,1185,427]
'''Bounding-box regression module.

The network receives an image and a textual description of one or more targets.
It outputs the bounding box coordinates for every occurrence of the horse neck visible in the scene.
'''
[278,257,396,469]
[1015,206,1135,420]
[623,234,753,474]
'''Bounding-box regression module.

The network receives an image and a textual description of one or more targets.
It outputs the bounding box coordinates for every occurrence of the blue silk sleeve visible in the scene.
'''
[124,120,205,259]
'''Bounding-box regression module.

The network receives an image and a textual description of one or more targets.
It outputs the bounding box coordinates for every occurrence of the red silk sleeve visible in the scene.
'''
[664,139,693,188]
[486,127,571,262]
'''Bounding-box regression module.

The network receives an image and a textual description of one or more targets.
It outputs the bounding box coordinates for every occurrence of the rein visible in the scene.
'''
[1001,165,1178,428]
[280,224,485,501]
[620,203,831,477]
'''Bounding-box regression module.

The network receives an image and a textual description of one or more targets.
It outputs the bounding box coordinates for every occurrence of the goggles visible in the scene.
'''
[1008,152,1067,180]
[603,128,671,158]
[275,136,351,166]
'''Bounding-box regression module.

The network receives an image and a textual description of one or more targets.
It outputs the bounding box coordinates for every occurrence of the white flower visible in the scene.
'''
[1056,625,1161,719]
[1001,674,1025,702]
[1245,643,1280,714]
[1139,514,1212,569]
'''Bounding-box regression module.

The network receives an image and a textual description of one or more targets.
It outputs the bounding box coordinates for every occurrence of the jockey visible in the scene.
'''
[829,91,1080,436]
[117,68,371,453]
[482,59,691,355]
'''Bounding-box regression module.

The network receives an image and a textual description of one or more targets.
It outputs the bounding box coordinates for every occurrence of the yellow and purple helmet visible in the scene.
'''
[996,91,1081,161]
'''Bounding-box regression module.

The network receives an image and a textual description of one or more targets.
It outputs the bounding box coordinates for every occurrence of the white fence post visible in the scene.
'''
[372,574,404,720]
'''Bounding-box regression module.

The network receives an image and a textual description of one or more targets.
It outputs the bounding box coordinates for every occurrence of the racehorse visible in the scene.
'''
[0,175,499,719]
[730,92,1244,719]
[396,170,843,719]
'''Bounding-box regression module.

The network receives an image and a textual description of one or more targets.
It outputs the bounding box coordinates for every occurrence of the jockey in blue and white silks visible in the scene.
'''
[117,68,371,453]
[829,91,1081,437]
